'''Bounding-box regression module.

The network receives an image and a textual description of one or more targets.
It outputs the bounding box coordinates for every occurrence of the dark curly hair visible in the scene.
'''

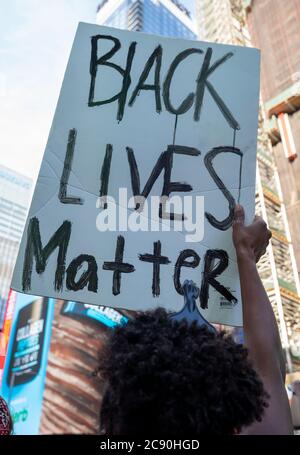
[99,308,268,435]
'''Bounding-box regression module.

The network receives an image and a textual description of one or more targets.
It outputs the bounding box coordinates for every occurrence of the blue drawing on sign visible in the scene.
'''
[170,280,217,333]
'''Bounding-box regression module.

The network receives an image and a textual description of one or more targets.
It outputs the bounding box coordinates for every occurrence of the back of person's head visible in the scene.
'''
[99,308,268,435]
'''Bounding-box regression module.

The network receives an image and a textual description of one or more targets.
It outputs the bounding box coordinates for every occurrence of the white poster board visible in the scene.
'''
[12,23,260,326]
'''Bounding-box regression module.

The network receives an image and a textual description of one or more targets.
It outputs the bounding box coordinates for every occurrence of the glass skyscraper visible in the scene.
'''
[96,0,197,39]
[0,165,32,328]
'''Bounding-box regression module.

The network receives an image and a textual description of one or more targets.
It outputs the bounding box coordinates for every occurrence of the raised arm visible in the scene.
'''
[232,204,293,435]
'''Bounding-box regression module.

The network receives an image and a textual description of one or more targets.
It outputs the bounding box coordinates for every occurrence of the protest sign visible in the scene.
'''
[12,23,260,325]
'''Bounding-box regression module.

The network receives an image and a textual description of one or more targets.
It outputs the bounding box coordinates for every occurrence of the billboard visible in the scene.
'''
[61,301,128,328]
[1,293,128,434]
[0,290,17,385]
[40,300,130,434]
[0,294,55,435]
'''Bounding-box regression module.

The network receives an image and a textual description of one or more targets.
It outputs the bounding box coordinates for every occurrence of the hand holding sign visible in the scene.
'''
[233,204,272,263]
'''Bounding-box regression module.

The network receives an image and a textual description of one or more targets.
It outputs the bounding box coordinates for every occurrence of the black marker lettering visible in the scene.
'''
[103,235,135,295]
[200,249,237,309]
[126,146,141,208]
[194,48,240,129]
[204,146,243,230]
[139,241,170,297]
[126,147,169,212]
[127,145,200,219]
[99,144,113,209]
[88,35,137,121]
[160,145,200,220]
[59,129,83,205]
[163,48,203,116]
[174,249,200,295]
[66,254,98,292]
[22,217,71,292]
[129,45,162,113]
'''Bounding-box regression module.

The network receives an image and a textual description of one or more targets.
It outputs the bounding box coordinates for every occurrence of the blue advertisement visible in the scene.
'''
[60,301,128,328]
[0,294,55,435]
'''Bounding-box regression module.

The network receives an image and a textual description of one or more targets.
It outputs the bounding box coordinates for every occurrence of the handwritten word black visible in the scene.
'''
[88,34,240,129]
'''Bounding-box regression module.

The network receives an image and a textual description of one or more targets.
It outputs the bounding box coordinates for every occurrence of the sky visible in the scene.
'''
[0,0,196,181]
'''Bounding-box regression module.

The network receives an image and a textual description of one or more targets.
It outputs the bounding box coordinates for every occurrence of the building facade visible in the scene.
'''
[245,0,300,286]
[96,0,197,39]
[0,165,32,328]
[196,0,300,368]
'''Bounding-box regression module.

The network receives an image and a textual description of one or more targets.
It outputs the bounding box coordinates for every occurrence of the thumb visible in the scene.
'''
[233,204,245,227]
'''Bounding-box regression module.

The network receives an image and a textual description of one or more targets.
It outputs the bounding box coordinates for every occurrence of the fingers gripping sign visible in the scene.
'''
[232,204,272,263]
